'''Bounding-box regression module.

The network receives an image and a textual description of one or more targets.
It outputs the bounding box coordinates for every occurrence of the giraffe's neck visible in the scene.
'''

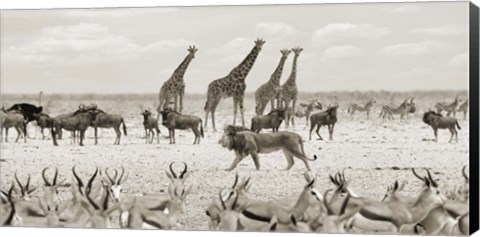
[172,54,194,79]
[268,55,288,84]
[285,55,299,85]
[229,45,262,80]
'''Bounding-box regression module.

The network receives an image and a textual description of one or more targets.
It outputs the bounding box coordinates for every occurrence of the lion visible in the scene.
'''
[219,125,317,171]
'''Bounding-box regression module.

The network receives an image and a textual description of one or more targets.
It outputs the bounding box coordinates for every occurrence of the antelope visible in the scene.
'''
[264,214,312,232]
[347,98,376,119]
[326,171,397,233]
[208,190,243,231]
[435,95,462,117]
[287,99,323,126]
[318,190,360,233]
[125,185,191,229]
[101,167,128,203]
[79,167,121,228]
[457,98,468,120]
[422,111,461,143]
[356,168,447,232]
[140,108,161,144]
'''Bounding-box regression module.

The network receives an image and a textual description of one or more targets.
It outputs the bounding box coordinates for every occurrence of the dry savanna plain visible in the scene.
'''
[0,90,470,231]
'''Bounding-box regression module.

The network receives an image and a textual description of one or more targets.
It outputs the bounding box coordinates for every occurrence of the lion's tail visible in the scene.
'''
[299,138,317,161]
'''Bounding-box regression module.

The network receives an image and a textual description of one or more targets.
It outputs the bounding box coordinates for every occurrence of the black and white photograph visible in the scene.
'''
[0,1,478,236]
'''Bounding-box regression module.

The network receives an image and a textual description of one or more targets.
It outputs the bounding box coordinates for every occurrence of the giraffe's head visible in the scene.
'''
[280,48,292,57]
[188,45,198,57]
[292,47,303,56]
[254,38,266,49]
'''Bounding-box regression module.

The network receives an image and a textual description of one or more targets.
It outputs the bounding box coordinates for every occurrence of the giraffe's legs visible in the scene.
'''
[233,98,239,126]
[209,97,221,131]
[173,95,178,112]
[270,100,275,111]
[283,99,291,128]
[291,99,297,127]
[240,98,245,127]
[179,93,184,113]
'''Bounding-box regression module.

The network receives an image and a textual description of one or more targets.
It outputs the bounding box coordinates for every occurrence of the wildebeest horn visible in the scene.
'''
[179,162,187,179]
[323,189,334,215]
[462,166,469,182]
[232,173,239,189]
[169,162,177,179]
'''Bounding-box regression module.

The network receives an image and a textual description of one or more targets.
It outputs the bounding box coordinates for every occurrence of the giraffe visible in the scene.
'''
[254,49,291,116]
[157,45,198,118]
[278,47,303,128]
[204,38,266,131]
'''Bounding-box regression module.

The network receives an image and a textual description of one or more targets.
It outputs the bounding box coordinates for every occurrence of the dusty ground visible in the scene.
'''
[0,92,470,230]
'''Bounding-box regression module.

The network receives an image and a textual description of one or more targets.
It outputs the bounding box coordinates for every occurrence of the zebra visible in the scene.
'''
[434,95,462,117]
[347,98,376,119]
[379,97,415,121]
[457,98,468,120]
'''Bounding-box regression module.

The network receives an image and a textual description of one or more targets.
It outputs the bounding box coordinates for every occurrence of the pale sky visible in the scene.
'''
[0,2,470,94]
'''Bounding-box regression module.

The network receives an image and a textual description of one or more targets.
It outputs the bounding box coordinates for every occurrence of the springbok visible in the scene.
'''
[0,108,27,143]
[356,168,446,232]
[347,98,376,119]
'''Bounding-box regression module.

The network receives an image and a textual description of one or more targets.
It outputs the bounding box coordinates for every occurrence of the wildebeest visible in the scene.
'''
[422,111,461,143]
[0,107,26,143]
[32,112,57,140]
[91,110,127,145]
[309,105,339,141]
[53,108,100,146]
[160,108,204,144]
[140,109,161,144]
[250,109,285,133]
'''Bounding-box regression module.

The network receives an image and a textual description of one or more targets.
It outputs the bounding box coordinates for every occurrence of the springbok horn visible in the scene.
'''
[42,168,52,187]
[14,173,25,195]
[323,189,334,215]
[169,162,177,179]
[72,166,84,194]
[86,168,100,210]
[219,191,226,210]
[105,168,116,185]
[179,162,188,179]
[462,166,469,182]
[231,192,239,210]
[232,173,239,189]
[117,167,125,185]
[412,168,425,182]
[424,168,438,188]
[26,175,31,192]
[53,168,58,186]
[307,179,315,188]
[339,193,350,216]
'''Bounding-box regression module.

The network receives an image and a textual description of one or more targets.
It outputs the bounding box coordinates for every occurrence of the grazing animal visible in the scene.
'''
[157,46,198,114]
[204,39,265,131]
[254,49,291,116]
[91,110,127,145]
[435,95,462,117]
[422,111,461,143]
[296,99,323,126]
[278,47,303,128]
[347,98,376,119]
[379,97,415,121]
[309,105,339,141]
[250,109,285,133]
[320,190,359,233]
[0,108,27,143]
[140,109,161,144]
[160,108,204,144]
[457,98,468,120]
[32,113,57,140]
[53,108,100,146]
[218,125,317,171]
